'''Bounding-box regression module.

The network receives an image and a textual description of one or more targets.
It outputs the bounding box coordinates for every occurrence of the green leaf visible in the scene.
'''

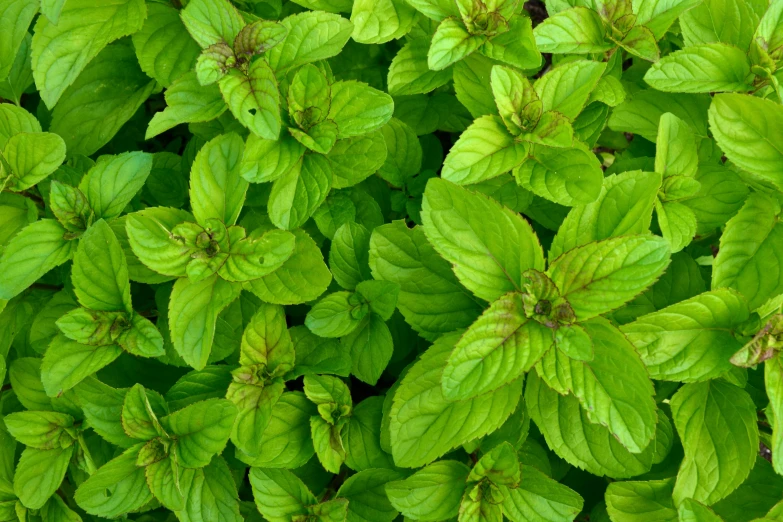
[536,318,657,453]
[533,7,612,54]
[122,383,166,441]
[534,60,607,121]
[169,275,242,370]
[336,468,404,522]
[481,15,541,70]
[389,333,523,467]
[180,0,245,49]
[421,178,545,301]
[4,411,75,449]
[247,229,332,305]
[441,115,528,185]
[327,131,388,188]
[385,460,469,521]
[547,234,671,320]
[605,478,677,521]
[305,291,366,338]
[609,91,711,142]
[428,18,485,70]
[74,445,152,518]
[219,228,296,282]
[656,200,698,253]
[146,72,227,139]
[74,377,135,447]
[268,153,332,230]
[343,313,394,385]
[502,465,584,522]
[767,354,783,475]
[329,80,394,138]
[712,457,783,521]
[79,151,153,221]
[161,398,238,468]
[343,396,395,471]
[219,58,281,140]
[351,0,417,44]
[237,391,316,468]
[229,382,285,457]
[713,193,783,311]
[0,191,37,246]
[310,415,346,473]
[679,498,725,522]
[266,11,353,75]
[49,41,156,157]
[619,25,661,62]
[125,207,196,278]
[14,446,73,510]
[681,0,764,51]
[442,292,551,400]
[526,371,662,478]
[131,2,200,87]
[377,118,422,187]
[388,39,453,96]
[621,289,750,382]
[189,132,247,227]
[670,380,759,505]
[1,132,65,192]
[635,0,704,40]
[0,104,41,147]
[514,145,603,206]
[0,219,75,300]
[41,334,122,397]
[330,222,372,290]
[369,221,483,340]
[550,170,661,260]
[40,494,82,522]
[682,165,748,232]
[355,280,399,320]
[241,131,305,184]
[72,219,132,312]
[31,0,147,108]
[656,112,699,178]
[0,0,37,81]
[177,456,243,522]
[644,43,752,93]
[249,468,316,522]
[708,93,783,193]
[234,20,288,57]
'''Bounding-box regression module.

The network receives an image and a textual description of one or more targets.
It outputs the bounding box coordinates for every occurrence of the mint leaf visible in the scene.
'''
[671,380,758,504]
[605,478,677,521]
[74,445,152,517]
[422,178,545,301]
[503,465,584,522]
[369,220,483,340]
[189,132,247,227]
[79,151,153,221]
[385,460,469,520]
[169,275,241,370]
[131,2,200,87]
[72,219,132,313]
[533,8,611,54]
[389,333,523,467]
[0,219,75,300]
[644,43,752,93]
[547,234,671,320]
[709,94,783,193]
[442,292,551,400]
[31,0,147,107]
[713,194,783,310]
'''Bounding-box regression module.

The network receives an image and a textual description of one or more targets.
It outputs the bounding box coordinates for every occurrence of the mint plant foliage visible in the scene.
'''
[2,0,783,520]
